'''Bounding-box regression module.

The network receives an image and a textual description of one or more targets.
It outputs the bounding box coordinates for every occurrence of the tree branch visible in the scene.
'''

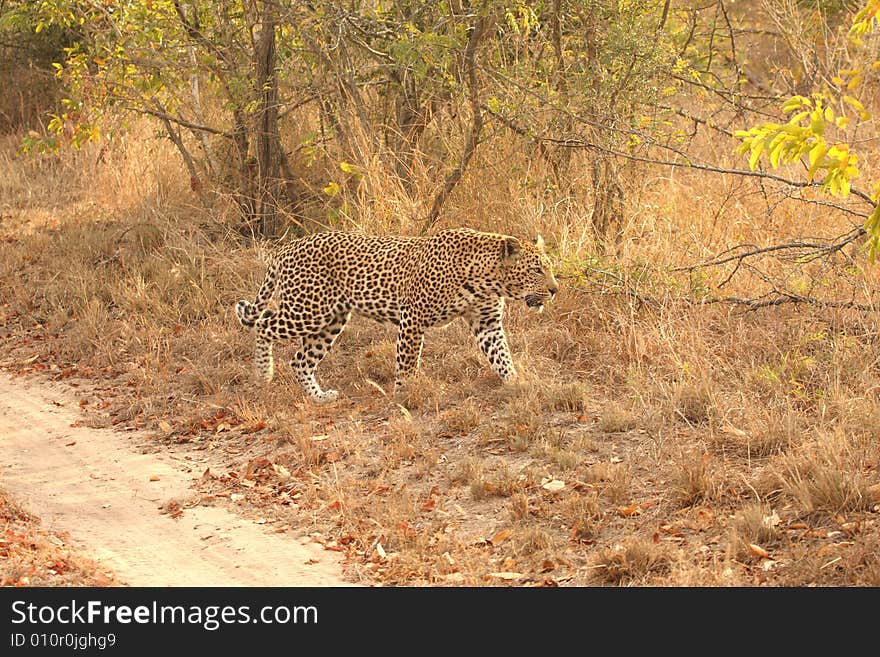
[123,105,233,138]
[539,135,875,206]
[423,13,488,232]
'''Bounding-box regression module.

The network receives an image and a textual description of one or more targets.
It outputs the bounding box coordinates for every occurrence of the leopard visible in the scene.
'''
[235,227,559,403]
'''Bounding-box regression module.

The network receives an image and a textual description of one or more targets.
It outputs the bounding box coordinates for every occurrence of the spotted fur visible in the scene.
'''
[235,228,558,403]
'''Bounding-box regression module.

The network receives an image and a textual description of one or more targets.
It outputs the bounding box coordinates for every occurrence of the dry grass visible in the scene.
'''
[590,539,672,585]
[1,117,880,588]
[0,489,120,586]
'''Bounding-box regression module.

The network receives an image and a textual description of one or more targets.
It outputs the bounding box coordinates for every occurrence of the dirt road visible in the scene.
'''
[0,373,352,586]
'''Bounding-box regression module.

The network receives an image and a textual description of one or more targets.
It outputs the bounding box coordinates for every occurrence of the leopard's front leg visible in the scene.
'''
[468,298,517,382]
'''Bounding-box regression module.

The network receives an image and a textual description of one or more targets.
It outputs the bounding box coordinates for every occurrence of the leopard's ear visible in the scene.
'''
[534,235,545,250]
[501,236,521,262]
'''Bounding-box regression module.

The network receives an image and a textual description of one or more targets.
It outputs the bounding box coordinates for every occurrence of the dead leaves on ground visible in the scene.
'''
[0,497,119,587]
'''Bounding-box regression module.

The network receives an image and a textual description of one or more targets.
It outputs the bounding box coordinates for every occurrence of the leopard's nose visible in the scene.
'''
[549,283,558,297]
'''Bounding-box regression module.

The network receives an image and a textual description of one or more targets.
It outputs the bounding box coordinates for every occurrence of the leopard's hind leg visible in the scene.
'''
[253,309,279,383]
[291,311,351,403]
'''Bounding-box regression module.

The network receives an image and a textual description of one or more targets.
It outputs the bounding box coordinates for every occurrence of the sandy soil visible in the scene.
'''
[0,373,352,587]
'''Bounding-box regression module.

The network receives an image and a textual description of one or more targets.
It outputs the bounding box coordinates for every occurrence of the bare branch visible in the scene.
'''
[423,13,488,232]
[539,135,875,206]
[122,105,233,138]
[676,226,867,272]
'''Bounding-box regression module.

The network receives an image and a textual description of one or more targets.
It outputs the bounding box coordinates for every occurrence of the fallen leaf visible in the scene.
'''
[617,503,642,517]
[490,529,512,545]
[749,543,771,559]
[244,420,267,434]
[487,572,523,581]
[272,463,291,480]
[92,573,114,586]
[158,420,172,433]
[149,475,160,482]
[867,483,880,503]
[541,478,565,492]
[161,501,183,518]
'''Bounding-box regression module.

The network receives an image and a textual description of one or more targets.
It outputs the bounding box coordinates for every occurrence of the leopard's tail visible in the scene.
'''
[235,257,279,329]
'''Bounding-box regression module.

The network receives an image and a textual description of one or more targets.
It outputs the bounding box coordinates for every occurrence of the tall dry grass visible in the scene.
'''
[1,111,879,586]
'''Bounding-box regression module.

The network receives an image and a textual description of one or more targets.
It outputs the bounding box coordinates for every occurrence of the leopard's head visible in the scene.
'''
[499,235,559,312]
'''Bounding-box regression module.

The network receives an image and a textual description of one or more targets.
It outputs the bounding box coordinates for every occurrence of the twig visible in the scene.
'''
[676,227,867,272]
[702,294,877,313]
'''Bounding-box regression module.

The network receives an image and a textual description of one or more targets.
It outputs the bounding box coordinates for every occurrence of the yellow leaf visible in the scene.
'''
[842,95,865,111]
[748,140,765,170]
[781,96,810,112]
[808,143,828,179]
